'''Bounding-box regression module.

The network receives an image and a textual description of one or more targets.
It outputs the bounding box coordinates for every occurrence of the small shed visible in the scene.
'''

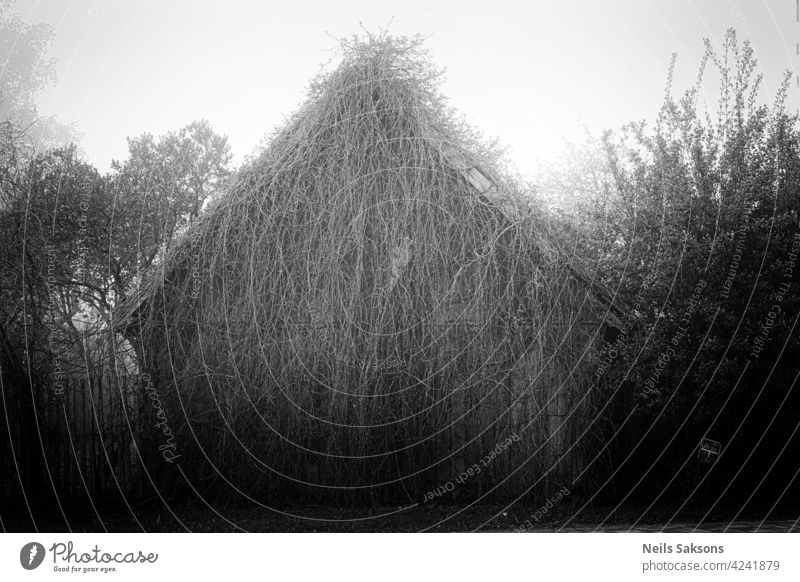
[115,35,623,503]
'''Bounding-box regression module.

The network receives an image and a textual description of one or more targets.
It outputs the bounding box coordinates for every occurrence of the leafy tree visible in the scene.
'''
[0,0,79,152]
[107,119,232,294]
[0,120,231,503]
[538,30,800,505]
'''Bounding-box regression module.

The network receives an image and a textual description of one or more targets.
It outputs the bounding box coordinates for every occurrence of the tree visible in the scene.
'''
[0,145,101,501]
[0,119,231,505]
[537,30,800,505]
[0,0,80,154]
[107,119,232,300]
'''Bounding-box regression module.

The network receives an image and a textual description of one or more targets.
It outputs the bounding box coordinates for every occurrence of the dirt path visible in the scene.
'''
[4,504,798,533]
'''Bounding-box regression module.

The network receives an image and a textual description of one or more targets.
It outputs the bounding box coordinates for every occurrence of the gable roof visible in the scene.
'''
[114,38,625,337]
[114,145,624,336]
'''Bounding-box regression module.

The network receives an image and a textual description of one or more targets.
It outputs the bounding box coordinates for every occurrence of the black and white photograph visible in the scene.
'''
[1,0,799,578]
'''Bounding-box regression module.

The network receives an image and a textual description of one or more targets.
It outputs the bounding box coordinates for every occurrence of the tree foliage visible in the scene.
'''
[0,118,231,501]
[538,30,800,503]
[0,0,79,152]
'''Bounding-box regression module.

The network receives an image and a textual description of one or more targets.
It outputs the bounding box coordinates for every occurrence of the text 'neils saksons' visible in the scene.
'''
[643,543,724,554]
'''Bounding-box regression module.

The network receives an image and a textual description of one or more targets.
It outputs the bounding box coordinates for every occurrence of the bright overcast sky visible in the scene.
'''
[12,0,800,177]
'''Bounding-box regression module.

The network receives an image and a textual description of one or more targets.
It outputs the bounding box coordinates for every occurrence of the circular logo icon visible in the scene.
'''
[20,542,46,570]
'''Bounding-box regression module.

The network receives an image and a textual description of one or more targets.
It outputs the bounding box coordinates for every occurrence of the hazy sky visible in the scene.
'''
[11,0,800,176]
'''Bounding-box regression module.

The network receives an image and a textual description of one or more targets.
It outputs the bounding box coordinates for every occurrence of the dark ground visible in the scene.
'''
[3,501,798,532]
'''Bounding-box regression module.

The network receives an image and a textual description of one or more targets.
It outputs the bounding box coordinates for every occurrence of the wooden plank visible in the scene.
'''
[439,143,471,171]
[464,167,493,193]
